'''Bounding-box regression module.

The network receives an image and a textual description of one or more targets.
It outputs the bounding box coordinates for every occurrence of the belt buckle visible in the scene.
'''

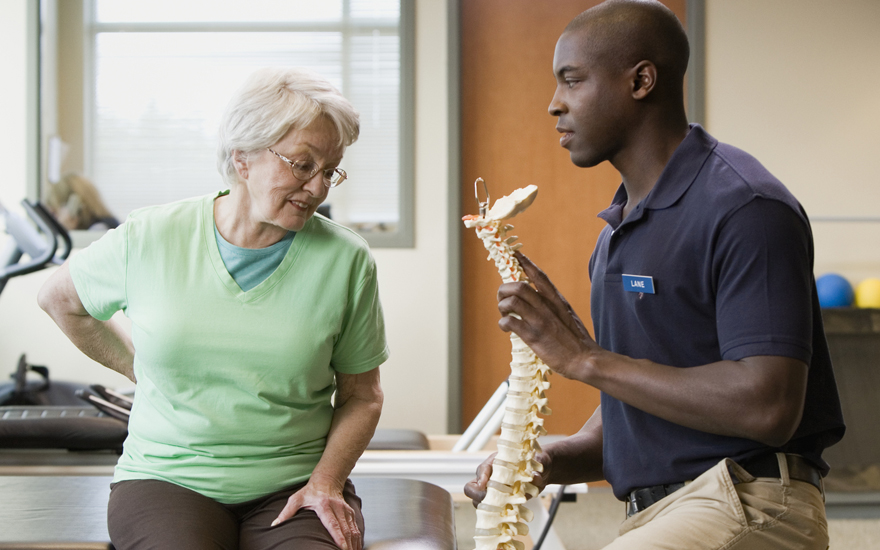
[626,491,640,517]
[626,482,687,518]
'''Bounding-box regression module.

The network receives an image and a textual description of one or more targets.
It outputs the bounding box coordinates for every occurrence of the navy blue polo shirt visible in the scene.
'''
[590,125,845,500]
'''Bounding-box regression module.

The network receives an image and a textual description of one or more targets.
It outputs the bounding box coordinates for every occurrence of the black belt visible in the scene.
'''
[625,454,822,517]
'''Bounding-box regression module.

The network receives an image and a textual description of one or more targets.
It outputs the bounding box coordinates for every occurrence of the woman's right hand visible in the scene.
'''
[38,261,136,382]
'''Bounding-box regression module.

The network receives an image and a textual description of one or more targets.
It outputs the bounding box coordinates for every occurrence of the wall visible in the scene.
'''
[0,0,454,435]
[705,0,880,284]
[0,0,29,210]
[370,0,453,433]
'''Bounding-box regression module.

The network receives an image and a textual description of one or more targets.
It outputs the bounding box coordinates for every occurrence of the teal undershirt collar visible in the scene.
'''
[214,223,295,292]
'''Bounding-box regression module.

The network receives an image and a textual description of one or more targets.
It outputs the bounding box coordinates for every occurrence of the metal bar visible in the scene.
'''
[467,401,506,452]
[452,381,509,451]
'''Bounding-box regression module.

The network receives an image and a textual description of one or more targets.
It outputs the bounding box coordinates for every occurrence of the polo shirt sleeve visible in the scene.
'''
[714,197,813,363]
[330,256,389,374]
[69,222,128,321]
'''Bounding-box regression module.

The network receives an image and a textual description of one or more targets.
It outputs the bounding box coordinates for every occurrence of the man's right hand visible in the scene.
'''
[463,451,552,507]
[464,453,495,506]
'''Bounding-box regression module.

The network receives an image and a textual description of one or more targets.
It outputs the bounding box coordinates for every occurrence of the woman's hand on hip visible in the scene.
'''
[271,475,362,550]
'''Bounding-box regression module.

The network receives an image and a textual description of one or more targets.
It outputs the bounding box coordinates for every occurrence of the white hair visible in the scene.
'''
[217,67,360,186]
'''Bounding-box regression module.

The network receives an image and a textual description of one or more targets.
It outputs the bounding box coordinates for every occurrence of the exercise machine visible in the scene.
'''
[1,198,128,452]
[0,198,70,294]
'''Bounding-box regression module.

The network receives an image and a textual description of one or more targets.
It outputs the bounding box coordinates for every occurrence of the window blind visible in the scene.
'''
[88,0,405,239]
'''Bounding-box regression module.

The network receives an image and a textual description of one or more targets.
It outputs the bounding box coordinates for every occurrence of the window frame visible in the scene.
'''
[44,0,415,248]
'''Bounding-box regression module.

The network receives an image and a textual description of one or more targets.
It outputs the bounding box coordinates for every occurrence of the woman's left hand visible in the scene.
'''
[271,475,362,550]
[274,368,381,549]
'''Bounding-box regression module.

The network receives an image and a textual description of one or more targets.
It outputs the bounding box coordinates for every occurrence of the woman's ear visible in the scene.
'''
[232,150,249,180]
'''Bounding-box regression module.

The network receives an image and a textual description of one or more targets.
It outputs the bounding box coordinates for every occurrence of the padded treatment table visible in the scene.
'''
[0,408,424,454]
[0,476,456,549]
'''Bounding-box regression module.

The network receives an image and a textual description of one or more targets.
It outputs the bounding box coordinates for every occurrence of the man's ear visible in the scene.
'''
[232,150,249,180]
[631,60,657,100]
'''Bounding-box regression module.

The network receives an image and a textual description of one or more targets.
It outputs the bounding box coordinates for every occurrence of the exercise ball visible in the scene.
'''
[816,273,854,308]
[855,278,880,309]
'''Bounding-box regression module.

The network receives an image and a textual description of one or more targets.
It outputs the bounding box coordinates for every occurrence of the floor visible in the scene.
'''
[453,488,880,550]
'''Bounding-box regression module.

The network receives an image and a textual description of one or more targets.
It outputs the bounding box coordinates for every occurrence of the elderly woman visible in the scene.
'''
[38,67,388,550]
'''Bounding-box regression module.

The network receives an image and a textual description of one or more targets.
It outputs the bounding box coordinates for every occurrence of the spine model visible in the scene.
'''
[463,181,551,550]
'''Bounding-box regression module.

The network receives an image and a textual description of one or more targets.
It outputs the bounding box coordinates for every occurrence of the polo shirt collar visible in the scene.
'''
[598,124,716,230]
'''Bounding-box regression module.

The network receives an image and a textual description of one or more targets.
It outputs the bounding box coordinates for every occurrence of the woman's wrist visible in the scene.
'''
[308,471,346,493]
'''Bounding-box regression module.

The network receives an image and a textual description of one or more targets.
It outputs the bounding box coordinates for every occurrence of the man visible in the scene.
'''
[465,1,845,548]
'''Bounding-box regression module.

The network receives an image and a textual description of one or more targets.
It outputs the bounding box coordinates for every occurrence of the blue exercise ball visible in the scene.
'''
[816,273,854,308]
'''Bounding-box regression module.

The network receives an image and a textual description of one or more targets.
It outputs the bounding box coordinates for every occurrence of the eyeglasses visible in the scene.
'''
[267,148,348,188]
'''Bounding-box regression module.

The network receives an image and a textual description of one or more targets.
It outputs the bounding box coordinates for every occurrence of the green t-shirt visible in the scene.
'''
[70,191,389,503]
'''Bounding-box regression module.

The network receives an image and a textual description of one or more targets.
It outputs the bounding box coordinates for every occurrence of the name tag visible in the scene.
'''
[622,274,655,294]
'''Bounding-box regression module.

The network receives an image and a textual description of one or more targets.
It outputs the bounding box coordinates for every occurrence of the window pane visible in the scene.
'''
[91,28,400,230]
[331,31,400,227]
[350,0,399,20]
[96,0,343,24]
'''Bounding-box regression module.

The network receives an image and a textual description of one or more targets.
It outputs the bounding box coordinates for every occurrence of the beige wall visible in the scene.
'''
[370,0,453,433]
[0,0,453,434]
[0,0,29,210]
[705,0,880,284]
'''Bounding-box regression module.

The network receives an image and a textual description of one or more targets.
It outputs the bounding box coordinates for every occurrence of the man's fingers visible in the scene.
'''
[516,253,558,296]
[479,453,496,478]
[464,479,488,508]
[464,453,495,507]
[497,281,541,311]
[531,468,549,495]
[497,311,532,338]
[515,252,540,278]
[515,252,591,339]
[516,253,571,315]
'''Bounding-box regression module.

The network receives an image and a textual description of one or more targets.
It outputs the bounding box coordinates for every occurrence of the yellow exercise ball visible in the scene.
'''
[855,278,880,308]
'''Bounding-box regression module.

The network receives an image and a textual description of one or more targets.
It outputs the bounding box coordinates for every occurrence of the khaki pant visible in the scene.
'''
[604,455,829,550]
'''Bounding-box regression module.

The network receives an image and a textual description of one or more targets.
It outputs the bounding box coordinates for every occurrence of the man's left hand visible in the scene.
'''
[497,253,601,382]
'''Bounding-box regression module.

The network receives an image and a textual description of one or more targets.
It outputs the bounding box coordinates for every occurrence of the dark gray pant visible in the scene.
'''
[107,478,362,550]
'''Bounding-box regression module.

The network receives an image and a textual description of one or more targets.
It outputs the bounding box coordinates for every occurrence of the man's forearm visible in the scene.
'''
[543,407,605,486]
[582,352,807,447]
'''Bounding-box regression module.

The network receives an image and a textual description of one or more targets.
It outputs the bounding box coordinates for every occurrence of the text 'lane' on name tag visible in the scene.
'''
[622,274,655,294]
